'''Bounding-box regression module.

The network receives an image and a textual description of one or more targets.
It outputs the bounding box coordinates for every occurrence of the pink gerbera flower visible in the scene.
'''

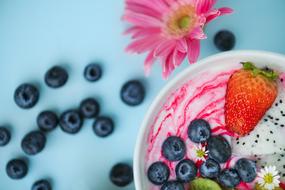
[123,0,233,78]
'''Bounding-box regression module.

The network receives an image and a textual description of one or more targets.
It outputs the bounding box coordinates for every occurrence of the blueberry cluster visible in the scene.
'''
[147,119,257,189]
[1,63,146,189]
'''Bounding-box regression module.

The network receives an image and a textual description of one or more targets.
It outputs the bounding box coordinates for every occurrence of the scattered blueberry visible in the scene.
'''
[6,158,28,179]
[0,127,11,146]
[84,63,102,82]
[14,83,39,109]
[37,111,58,132]
[32,179,52,190]
[218,168,241,188]
[120,80,145,106]
[147,161,170,185]
[161,181,184,190]
[200,159,221,179]
[59,109,83,134]
[45,66,68,88]
[110,163,133,187]
[21,131,46,155]
[162,136,186,161]
[175,159,197,182]
[208,135,231,163]
[214,30,235,51]
[79,98,100,118]
[93,116,114,137]
[187,119,211,143]
[234,158,257,183]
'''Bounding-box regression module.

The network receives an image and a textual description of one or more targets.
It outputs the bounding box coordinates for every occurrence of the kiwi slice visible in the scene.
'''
[255,183,282,190]
[190,178,222,190]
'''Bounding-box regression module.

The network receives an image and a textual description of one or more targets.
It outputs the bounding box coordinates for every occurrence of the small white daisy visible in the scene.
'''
[194,144,208,162]
[257,165,280,190]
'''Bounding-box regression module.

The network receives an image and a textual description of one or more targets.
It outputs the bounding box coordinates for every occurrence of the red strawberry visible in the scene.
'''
[225,62,278,136]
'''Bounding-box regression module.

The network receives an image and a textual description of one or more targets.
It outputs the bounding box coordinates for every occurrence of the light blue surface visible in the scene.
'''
[0,0,284,189]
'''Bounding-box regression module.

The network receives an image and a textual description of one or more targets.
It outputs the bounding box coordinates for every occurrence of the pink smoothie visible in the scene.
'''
[145,64,285,190]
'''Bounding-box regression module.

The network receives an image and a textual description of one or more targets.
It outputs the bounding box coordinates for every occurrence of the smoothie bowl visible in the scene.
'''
[134,51,285,190]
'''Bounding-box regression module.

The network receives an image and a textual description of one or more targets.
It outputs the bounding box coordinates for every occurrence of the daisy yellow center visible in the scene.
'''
[165,5,197,38]
[264,174,274,184]
[196,149,205,158]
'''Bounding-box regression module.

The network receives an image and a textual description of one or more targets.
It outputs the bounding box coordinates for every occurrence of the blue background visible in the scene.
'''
[0,0,284,189]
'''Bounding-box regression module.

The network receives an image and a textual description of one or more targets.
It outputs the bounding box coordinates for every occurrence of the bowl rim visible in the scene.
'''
[133,50,285,189]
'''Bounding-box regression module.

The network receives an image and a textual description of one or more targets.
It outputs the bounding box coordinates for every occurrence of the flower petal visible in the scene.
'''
[195,0,217,14]
[271,166,277,172]
[162,50,175,78]
[162,0,177,6]
[126,36,163,53]
[205,9,220,23]
[154,40,176,57]
[173,50,186,67]
[126,27,161,39]
[272,170,279,176]
[124,26,141,36]
[125,2,162,18]
[176,38,188,53]
[126,0,168,13]
[273,178,280,185]
[265,183,274,190]
[189,27,207,40]
[219,7,234,15]
[205,7,233,23]
[187,39,200,64]
[123,12,162,27]
[257,178,264,185]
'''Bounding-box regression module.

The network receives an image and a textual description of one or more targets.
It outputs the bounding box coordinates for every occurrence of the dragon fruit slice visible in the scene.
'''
[232,83,285,156]
[256,153,285,183]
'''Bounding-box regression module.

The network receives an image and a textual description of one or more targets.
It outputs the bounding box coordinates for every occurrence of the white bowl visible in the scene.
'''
[133,50,285,190]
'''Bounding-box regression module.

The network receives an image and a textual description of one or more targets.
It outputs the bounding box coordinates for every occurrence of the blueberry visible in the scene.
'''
[200,159,221,179]
[6,159,28,179]
[120,80,145,106]
[45,66,68,88]
[32,179,52,190]
[162,136,186,161]
[21,131,46,155]
[37,111,58,132]
[208,136,231,163]
[59,109,83,134]
[84,63,102,82]
[14,83,39,109]
[110,163,133,187]
[147,161,170,185]
[214,30,235,51]
[175,159,197,182]
[161,181,184,190]
[218,168,241,188]
[234,158,257,183]
[93,116,114,137]
[79,98,100,118]
[187,119,211,143]
[0,127,11,146]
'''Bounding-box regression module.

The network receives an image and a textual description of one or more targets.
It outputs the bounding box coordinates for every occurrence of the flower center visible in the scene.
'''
[264,174,274,184]
[196,149,205,158]
[178,16,191,29]
[164,5,197,38]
